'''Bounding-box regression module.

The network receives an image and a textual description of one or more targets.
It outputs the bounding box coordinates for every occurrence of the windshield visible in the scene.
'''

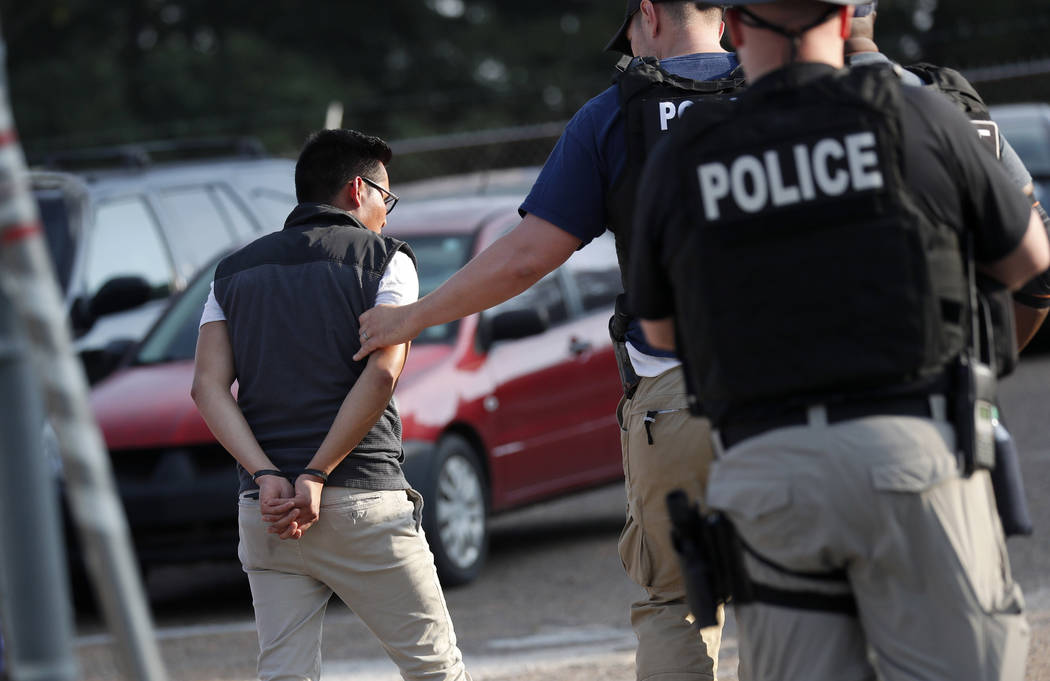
[35,189,78,293]
[1033,178,1050,206]
[136,254,216,363]
[400,233,473,344]
[999,117,1050,177]
[134,232,473,364]
[135,259,216,365]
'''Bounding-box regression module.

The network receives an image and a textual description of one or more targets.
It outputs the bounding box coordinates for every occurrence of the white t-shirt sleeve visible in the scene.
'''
[199,282,226,327]
[375,250,419,306]
[199,251,417,327]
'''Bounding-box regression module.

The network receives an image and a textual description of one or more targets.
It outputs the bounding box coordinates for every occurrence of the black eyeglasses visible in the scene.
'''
[361,176,399,215]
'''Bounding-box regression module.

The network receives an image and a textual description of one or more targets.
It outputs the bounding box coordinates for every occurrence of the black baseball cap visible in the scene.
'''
[604,0,677,56]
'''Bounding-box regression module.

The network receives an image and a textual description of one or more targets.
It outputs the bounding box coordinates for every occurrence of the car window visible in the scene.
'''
[399,234,474,344]
[250,188,297,228]
[997,118,1050,176]
[490,271,568,326]
[35,189,77,293]
[1034,178,1050,206]
[563,231,622,313]
[85,196,174,299]
[210,186,258,240]
[135,260,217,365]
[157,185,239,278]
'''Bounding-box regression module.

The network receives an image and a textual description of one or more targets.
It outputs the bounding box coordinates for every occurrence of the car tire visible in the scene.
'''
[423,434,488,587]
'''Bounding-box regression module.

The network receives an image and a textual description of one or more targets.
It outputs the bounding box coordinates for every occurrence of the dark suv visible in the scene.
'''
[30,138,297,383]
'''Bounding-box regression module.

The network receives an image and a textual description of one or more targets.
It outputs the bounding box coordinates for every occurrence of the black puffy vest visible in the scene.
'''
[668,66,969,423]
[215,204,416,491]
[607,57,744,302]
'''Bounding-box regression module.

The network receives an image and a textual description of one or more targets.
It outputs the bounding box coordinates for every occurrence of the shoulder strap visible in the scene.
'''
[616,56,745,105]
[904,62,990,120]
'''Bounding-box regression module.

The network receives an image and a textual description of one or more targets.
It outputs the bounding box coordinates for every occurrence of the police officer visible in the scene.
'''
[846,1,1046,537]
[355,3,740,679]
[846,0,1050,354]
[628,1,1049,680]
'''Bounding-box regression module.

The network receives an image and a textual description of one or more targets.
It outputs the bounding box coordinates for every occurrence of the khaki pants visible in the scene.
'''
[238,487,470,681]
[618,367,722,681]
[708,410,1029,681]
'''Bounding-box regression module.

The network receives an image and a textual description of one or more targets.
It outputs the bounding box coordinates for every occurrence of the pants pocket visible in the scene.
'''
[929,471,1019,615]
[618,512,654,588]
[871,448,1017,617]
[406,488,424,532]
[236,497,268,571]
[617,393,629,432]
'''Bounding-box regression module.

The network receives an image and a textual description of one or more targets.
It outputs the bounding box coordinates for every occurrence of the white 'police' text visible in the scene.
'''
[696,132,884,220]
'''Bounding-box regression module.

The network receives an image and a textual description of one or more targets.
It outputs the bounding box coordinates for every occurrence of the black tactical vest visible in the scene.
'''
[668,66,969,423]
[607,57,745,301]
[905,61,1018,376]
[904,63,999,152]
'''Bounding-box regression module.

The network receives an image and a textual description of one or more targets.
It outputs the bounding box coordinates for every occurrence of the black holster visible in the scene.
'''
[991,417,1034,536]
[666,490,748,628]
[667,490,858,620]
[610,294,640,399]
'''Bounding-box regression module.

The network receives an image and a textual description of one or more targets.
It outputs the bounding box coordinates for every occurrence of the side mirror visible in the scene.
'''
[89,276,154,319]
[477,307,550,352]
[80,337,136,385]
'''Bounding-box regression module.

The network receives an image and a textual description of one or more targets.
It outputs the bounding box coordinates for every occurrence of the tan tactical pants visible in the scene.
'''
[618,367,722,681]
[238,487,470,681]
[709,408,1029,681]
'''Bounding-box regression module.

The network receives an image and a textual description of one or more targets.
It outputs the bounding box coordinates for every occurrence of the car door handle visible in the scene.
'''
[569,337,592,356]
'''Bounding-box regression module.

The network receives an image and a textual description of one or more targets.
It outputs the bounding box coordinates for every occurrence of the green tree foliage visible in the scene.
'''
[860,0,1050,103]
[2,1,1047,166]
[0,0,622,157]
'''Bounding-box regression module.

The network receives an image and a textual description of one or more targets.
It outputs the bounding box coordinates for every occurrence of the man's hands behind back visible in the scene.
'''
[258,474,324,540]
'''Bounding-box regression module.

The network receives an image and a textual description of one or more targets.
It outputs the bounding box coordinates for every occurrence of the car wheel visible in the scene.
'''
[423,434,488,587]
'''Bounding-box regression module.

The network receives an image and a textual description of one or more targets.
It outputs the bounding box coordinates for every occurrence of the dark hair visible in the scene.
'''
[662,2,725,24]
[294,129,393,204]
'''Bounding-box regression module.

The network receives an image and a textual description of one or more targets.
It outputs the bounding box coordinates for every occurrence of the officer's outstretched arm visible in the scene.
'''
[354,214,581,360]
[979,208,1050,290]
[640,318,675,351]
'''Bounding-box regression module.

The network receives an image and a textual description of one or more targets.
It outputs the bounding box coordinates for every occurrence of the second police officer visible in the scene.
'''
[355,3,741,679]
[628,1,1049,680]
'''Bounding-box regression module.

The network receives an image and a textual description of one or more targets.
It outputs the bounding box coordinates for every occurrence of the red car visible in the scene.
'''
[88,194,624,585]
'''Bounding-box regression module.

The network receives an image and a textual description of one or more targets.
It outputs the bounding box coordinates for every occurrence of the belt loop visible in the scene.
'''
[807,404,828,427]
[928,394,947,422]
[711,428,726,458]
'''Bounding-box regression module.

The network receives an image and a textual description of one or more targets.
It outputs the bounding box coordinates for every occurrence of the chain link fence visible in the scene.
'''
[19,55,1050,186]
[389,120,565,184]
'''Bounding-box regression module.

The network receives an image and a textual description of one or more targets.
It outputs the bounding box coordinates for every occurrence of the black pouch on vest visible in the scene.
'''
[953,354,997,476]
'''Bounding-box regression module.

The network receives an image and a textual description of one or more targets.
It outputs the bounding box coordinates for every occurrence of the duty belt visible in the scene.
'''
[717,394,947,450]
